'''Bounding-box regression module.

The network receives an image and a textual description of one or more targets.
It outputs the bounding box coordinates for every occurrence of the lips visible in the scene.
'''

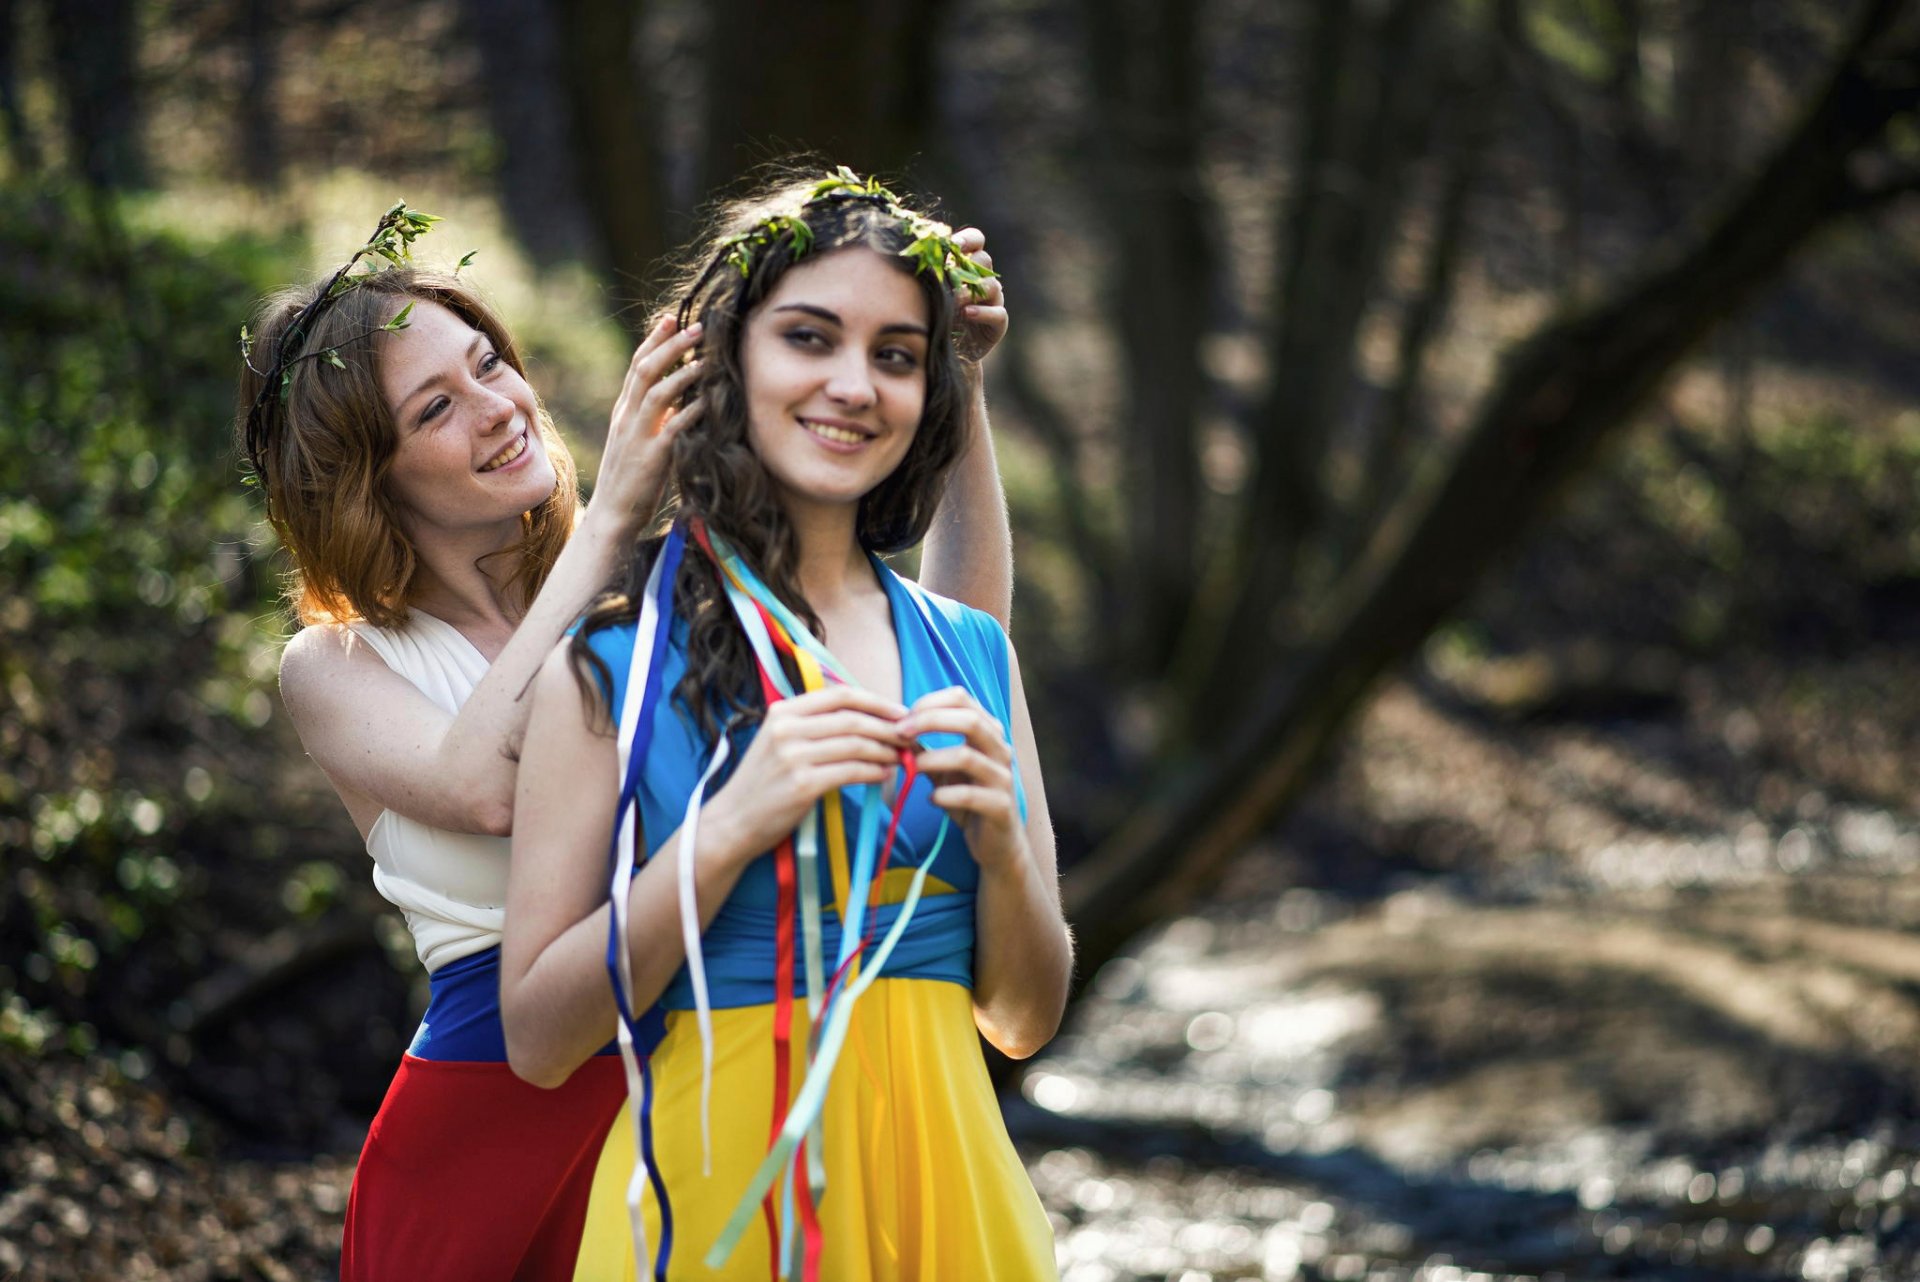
[479,429,529,472]
[798,417,875,445]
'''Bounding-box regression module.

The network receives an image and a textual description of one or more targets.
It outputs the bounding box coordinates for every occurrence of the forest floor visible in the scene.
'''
[7,637,1919,1281]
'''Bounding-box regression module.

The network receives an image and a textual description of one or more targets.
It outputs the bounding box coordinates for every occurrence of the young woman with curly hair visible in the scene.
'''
[501,173,1065,1280]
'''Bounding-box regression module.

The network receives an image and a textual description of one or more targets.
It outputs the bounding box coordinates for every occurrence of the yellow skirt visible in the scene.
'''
[570,977,1056,1281]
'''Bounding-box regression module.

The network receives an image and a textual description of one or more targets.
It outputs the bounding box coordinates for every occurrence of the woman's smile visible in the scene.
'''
[479,427,531,472]
[797,415,879,449]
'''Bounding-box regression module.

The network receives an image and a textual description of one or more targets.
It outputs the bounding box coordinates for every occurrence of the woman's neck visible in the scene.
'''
[402,517,526,632]
[785,501,874,611]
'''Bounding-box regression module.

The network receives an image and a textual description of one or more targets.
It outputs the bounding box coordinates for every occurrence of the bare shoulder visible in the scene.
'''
[531,640,604,731]
[277,622,394,712]
[530,637,577,703]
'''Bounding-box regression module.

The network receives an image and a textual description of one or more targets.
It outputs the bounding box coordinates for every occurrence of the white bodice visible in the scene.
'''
[344,610,508,973]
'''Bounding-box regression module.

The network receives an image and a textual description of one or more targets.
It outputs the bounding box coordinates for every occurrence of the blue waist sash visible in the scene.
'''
[660,890,975,1011]
[409,945,640,1063]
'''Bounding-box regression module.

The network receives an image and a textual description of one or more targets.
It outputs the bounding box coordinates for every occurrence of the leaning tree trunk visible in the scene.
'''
[1063,0,1920,987]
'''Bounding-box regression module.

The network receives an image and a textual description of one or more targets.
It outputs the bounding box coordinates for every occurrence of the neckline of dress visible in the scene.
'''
[866,553,927,710]
[405,606,495,671]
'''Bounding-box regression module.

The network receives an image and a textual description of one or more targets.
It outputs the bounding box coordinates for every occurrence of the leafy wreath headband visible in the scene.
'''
[673,167,998,330]
[238,201,475,498]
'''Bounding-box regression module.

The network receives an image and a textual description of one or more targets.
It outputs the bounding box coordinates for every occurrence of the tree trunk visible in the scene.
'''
[0,0,39,173]
[1185,0,1449,730]
[238,0,280,187]
[553,0,667,323]
[699,0,943,195]
[1063,0,1920,987]
[1079,0,1211,675]
[46,0,145,188]
[1348,88,1488,549]
[463,0,598,265]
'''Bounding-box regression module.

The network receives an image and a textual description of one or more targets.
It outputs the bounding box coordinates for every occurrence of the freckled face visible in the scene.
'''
[377,299,555,533]
[739,247,929,516]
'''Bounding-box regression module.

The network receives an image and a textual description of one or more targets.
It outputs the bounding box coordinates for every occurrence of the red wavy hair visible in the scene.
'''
[236,268,578,628]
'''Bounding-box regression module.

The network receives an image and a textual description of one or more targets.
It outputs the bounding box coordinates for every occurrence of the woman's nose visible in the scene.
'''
[477,381,518,428]
[824,354,877,409]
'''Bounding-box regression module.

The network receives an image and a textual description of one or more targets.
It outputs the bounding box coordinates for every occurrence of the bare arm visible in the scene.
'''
[280,515,639,836]
[920,366,1012,628]
[278,319,704,837]
[499,648,761,1085]
[907,648,1073,1059]
[919,229,1012,628]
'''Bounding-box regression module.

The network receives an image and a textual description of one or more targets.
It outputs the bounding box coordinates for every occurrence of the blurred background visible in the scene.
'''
[5,0,1920,1278]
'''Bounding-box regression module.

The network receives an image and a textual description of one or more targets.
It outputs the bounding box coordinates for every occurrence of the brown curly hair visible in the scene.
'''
[236,268,579,628]
[573,171,971,738]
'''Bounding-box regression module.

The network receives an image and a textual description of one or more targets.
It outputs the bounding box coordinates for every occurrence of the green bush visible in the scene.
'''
[0,184,389,1103]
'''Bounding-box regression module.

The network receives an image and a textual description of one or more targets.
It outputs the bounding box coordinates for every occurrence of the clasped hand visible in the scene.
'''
[707,685,1028,875]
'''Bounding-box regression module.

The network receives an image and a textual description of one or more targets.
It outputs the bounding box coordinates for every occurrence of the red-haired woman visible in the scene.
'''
[236,210,1012,1280]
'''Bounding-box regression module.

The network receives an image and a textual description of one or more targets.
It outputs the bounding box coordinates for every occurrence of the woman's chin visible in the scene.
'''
[504,456,560,509]
[770,459,910,516]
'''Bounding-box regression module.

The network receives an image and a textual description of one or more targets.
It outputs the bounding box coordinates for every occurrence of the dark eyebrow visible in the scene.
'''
[772,302,929,339]
[398,332,486,414]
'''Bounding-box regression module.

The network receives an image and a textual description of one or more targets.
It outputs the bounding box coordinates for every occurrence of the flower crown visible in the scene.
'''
[239,201,475,491]
[675,168,998,329]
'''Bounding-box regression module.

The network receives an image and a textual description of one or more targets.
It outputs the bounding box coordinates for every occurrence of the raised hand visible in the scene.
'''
[950,228,1007,365]
[586,316,705,526]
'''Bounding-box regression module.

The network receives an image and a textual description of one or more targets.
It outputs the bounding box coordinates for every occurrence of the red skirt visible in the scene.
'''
[341,1054,627,1282]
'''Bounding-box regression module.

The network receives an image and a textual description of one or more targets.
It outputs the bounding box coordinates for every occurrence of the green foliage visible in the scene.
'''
[0,183,347,1063]
[1483,407,1920,658]
[1522,0,1624,86]
[717,213,815,278]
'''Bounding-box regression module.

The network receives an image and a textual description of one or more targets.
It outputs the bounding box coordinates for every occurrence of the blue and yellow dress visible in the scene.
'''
[572,555,1057,1281]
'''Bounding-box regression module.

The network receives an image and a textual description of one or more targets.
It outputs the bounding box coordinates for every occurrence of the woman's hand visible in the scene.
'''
[705,685,911,862]
[950,228,1007,365]
[903,687,1026,874]
[583,316,705,530]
